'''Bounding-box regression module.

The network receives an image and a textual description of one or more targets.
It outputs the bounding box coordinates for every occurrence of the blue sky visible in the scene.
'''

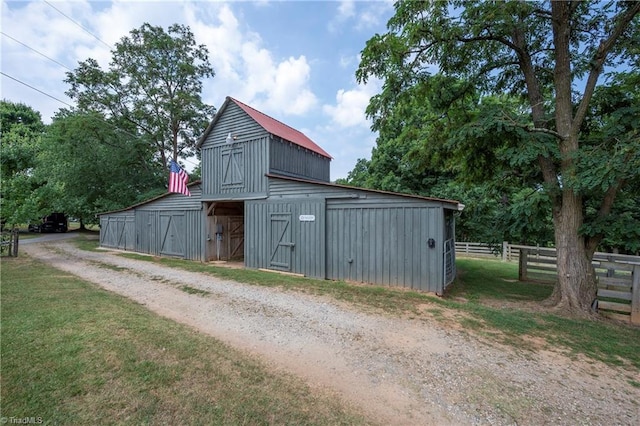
[1,0,395,179]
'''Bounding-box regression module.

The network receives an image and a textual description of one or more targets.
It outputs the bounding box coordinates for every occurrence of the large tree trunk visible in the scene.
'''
[545,2,597,314]
[548,190,597,313]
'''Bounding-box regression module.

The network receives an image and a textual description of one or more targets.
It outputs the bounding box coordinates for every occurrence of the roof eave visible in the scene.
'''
[265,173,461,207]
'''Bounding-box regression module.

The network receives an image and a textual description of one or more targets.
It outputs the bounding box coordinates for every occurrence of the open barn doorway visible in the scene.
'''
[205,201,245,262]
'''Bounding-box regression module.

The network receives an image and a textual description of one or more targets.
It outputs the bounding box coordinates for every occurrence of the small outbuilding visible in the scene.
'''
[99,97,462,294]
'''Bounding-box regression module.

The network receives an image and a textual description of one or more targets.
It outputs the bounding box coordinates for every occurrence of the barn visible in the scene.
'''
[99,96,463,294]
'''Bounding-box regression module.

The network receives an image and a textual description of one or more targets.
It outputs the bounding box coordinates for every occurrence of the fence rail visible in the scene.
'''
[455,241,519,261]
[0,229,19,257]
[456,242,640,324]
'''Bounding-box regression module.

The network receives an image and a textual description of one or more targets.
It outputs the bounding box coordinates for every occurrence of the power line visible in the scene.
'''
[1,31,73,71]
[1,70,202,168]
[43,0,112,50]
[0,71,74,108]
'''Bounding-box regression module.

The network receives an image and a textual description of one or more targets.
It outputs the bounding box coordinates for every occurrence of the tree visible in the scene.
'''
[357,1,640,314]
[0,100,47,226]
[340,76,554,246]
[38,110,166,226]
[65,23,216,169]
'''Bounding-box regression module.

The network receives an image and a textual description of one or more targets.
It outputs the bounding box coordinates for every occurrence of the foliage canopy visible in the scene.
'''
[65,23,216,168]
[355,0,640,312]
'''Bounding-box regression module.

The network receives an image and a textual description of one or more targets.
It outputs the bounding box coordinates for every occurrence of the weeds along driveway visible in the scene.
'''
[22,240,640,426]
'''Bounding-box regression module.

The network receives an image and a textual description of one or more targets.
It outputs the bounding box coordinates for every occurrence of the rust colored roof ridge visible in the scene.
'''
[229,97,332,159]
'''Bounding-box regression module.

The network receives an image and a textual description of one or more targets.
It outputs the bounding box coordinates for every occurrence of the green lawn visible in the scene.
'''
[0,255,367,425]
[448,258,640,371]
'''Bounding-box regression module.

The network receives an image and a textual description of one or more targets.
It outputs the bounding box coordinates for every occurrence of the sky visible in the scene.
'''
[1,0,395,180]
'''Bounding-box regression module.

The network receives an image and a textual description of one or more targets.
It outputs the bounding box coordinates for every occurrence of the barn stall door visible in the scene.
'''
[160,213,185,257]
[100,217,115,247]
[269,213,293,270]
[116,216,135,250]
[228,216,244,259]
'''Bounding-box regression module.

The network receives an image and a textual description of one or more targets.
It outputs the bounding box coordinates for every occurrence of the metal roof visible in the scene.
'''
[265,173,464,210]
[197,96,332,159]
[96,181,202,216]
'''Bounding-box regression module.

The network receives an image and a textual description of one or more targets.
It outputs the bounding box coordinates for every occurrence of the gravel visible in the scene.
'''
[22,240,640,425]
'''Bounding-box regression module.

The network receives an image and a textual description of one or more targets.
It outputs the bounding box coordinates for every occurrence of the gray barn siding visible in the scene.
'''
[268,177,448,293]
[268,178,454,210]
[135,210,155,255]
[201,137,270,200]
[326,203,443,292]
[269,137,330,182]
[200,102,269,199]
[100,185,204,261]
[135,186,203,211]
[245,199,326,279]
[135,190,203,260]
[100,211,135,250]
[200,102,266,150]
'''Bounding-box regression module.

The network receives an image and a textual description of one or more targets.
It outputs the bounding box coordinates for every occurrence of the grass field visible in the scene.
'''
[0,255,366,424]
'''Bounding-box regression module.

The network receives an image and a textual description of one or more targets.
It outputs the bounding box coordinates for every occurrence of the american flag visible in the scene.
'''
[168,160,191,196]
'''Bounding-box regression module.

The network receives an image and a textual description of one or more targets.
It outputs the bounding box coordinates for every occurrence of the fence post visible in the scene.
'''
[502,241,508,261]
[12,228,19,257]
[631,264,640,325]
[519,248,528,281]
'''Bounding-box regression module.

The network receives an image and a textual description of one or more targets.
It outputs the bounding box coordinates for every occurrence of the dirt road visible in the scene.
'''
[22,240,640,425]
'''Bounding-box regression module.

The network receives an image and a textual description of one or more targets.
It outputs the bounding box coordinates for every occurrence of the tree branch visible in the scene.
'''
[585,178,626,255]
[527,126,564,139]
[573,2,640,132]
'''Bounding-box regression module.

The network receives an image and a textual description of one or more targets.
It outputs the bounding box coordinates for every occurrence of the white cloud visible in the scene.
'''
[328,0,355,33]
[185,3,318,116]
[269,56,317,115]
[323,79,381,128]
[1,1,319,121]
[329,0,393,33]
[309,79,383,180]
[1,0,391,180]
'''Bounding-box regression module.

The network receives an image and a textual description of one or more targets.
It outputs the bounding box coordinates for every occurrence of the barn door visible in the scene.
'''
[100,216,118,247]
[115,216,135,250]
[269,213,293,270]
[160,213,185,257]
[228,216,244,259]
[221,147,244,187]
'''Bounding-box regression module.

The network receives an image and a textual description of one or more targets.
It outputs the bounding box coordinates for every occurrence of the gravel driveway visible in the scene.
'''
[22,240,640,425]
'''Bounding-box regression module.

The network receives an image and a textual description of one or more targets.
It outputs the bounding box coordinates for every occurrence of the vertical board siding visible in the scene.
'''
[100,186,203,261]
[269,138,330,182]
[135,210,156,255]
[326,203,444,293]
[245,199,325,279]
[102,208,203,261]
[99,212,135,250]
[201,102,268,199]
[201,137,269,199]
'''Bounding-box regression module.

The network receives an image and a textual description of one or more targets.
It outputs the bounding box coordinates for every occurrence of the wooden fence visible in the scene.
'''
[455,242,640,324]
[455,241,496,258]
[0,229,19,257]
[515,245,639,324]
[455,241,519,261]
